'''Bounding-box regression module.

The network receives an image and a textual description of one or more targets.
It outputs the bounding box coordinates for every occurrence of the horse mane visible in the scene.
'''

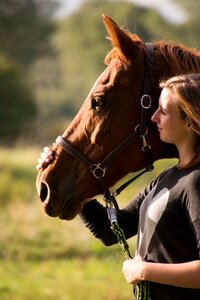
[155,41,200,73]
[104,27,200,73]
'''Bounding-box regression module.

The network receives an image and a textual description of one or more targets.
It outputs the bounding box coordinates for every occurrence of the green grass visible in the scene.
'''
[0,147,177,299]
[0,258,133,300]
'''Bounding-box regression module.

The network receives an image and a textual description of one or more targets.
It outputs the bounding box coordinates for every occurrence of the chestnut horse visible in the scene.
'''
[36,15,200,220]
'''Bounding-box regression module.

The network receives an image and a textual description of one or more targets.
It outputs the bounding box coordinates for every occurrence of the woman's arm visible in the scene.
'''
[123,256,200,288]
[79,199,140,246]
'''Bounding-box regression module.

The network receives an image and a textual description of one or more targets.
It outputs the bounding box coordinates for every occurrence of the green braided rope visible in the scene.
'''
[136,281,151,300]
[111,222,151,300]
[111,222,132,260]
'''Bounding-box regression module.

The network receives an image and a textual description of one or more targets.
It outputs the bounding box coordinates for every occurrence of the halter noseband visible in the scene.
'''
[55,43,154,210]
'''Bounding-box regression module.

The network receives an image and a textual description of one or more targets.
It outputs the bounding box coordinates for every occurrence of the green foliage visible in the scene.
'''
[0,0,57,66]
[0,55,37,143]
[171,0,200,48]
[0,1,59,143]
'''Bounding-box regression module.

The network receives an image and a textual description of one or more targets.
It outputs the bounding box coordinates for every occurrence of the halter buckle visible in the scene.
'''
[90,163,106,179]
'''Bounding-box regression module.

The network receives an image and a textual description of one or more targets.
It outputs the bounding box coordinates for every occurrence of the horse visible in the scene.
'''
[36,15,200,221]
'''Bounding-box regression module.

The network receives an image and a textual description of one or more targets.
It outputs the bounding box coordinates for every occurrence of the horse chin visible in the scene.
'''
[57,197,93,220]
[58,212,77,221]
[58,202,84,221]
[43,203,80,221]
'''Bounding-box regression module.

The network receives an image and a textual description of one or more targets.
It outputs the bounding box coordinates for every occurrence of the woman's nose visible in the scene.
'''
[151,109,159,123]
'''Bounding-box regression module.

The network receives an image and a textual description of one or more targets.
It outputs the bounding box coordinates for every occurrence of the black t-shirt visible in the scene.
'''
[80,166,200,299]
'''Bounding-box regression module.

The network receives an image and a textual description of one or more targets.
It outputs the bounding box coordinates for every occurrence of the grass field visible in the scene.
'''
[0,147,177,299]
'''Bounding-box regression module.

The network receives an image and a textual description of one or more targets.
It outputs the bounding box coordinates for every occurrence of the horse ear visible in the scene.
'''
[102,14,141,59]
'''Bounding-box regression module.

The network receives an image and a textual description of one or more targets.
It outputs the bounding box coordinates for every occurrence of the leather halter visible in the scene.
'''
[55,43,154,210]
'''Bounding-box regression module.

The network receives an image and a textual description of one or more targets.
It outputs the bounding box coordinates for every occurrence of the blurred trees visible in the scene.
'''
[0,54,36,142]
[0,0,57,144]
[173,0,200,47]
[0,0,57,66]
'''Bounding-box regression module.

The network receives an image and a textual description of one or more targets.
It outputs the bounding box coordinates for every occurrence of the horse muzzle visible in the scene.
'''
[36,179,59,217]
[36,173,82,220]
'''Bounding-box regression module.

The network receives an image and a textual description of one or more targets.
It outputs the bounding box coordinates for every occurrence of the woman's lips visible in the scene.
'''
[157,126,162,132]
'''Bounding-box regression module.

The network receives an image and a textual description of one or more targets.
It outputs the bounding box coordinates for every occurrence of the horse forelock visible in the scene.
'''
[155,41,200,73]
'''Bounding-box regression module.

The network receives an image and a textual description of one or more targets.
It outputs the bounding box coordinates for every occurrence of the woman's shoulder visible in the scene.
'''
[185,165,200,183]
[173,165,200,190]
[157,165,200,187]
[157,166,175,180]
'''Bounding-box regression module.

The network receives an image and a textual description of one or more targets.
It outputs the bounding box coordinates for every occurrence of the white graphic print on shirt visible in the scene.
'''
[137,185,169,257]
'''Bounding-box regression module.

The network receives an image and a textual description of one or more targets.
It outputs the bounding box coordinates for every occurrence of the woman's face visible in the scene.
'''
[151,88,189,147]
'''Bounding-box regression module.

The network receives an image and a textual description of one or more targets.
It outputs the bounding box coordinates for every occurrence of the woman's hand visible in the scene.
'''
[36,147,55,171]
[122,255,146,285]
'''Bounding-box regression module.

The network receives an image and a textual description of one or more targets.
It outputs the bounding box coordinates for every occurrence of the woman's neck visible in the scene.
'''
[176,137,197,168]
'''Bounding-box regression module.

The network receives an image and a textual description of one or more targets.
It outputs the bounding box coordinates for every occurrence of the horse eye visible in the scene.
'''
[91,97,104,111]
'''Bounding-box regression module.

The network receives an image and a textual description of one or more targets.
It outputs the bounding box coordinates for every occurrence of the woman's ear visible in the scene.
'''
[186,119,198,135]
[185,118,192,131]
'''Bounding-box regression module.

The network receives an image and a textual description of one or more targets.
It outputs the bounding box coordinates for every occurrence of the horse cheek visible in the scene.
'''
[84,114,104,146]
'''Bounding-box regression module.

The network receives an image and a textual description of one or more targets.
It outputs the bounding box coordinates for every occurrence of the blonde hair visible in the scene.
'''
[160,73,200,168]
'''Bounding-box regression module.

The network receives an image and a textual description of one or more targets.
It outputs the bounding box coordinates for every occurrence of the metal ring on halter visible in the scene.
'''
[135,124,148,137]
[142,144,151,152]
[141,94,151,109]
[90,163,106,179]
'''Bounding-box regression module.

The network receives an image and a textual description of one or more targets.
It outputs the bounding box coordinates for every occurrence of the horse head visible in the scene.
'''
[36,15,200,220]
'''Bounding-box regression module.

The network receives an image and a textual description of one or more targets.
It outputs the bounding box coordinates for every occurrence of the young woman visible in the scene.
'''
[37,74,200,299]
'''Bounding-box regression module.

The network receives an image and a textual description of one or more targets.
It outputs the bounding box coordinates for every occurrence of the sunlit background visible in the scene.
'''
[0,0,198,299]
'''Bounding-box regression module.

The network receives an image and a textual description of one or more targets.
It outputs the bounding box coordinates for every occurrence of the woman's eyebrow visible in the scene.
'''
[159,104,167,113]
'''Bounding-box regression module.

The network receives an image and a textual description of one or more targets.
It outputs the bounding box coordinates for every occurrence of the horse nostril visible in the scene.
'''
[40,182,49,203]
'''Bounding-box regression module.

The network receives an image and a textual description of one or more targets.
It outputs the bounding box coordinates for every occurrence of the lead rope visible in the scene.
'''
[104,143,152,300]
[102,135,152,300]
[106,199,151,300]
